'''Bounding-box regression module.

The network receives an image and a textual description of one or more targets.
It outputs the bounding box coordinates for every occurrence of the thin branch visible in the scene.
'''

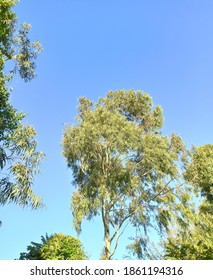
[101,198,107,229]
[110,222,129,259]
[109,178,183,234]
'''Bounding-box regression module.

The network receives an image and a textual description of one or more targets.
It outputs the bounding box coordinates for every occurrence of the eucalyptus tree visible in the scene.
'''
[62,89,193,259]
[0,0,44,215]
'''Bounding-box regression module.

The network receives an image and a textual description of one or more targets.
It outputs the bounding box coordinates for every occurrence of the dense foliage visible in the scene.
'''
[18,233,87,260]
[18,233,50,260]
[40,233,88,260]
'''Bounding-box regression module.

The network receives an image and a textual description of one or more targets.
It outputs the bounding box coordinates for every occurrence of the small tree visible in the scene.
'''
[40,233,87,260]
[18,233,87,260]
[18,233,50,260]
[62,90,192,259]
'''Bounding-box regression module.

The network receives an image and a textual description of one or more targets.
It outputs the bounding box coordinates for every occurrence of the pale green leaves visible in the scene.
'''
[184,144,213,201]
[99,90,164,131]
[0,124,44,208]
[13,23,43,81]
[0,0,43,81]
[71,191,100,234]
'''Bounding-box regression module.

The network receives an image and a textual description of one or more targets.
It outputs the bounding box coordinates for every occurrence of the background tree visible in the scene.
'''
[40,233,88,260]
[18,233,87,260]
[163,144,213,260]
[62,89,193,259]
[0,0,44,219]
[18,233,50,260]
[164,200,213,260]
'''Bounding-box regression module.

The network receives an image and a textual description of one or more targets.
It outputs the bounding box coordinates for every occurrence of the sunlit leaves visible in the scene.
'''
[13,23,43,81]
[0,125,44,208]
[40,233,88,260]
[18,233,87,260]
[184,144,213,202]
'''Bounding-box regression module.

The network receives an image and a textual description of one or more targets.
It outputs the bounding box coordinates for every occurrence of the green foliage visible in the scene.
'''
[18,233,50,260]
[0,0,42,81]
[40,233,88,260]
[164,200,213,260]
[0,124,44,208]
[164,145,213,260]
[184,144,213,202]
[0,0,44,217]
[18,233,87,260]
[62,89,190,259]
[126,237,162,260]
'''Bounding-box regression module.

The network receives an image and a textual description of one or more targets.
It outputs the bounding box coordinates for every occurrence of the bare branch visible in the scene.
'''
[110,222,129,259]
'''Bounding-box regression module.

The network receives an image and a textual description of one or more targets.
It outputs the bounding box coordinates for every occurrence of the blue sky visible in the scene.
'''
[1,0,213,259]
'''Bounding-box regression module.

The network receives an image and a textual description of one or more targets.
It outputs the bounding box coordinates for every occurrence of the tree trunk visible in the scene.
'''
[102,204,111,260]
[104,222,111,259]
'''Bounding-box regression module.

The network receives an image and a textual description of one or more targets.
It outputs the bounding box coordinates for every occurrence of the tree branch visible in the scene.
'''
[110,222,129,259]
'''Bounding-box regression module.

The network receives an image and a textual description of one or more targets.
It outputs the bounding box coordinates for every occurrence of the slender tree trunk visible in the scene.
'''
[101,203,111,260]
[104,219,111,259]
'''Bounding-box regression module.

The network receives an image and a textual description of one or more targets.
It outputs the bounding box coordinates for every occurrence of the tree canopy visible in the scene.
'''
[62,89,194,259]
[40,233,88,260]
[18,233,88,260]
[0,0,44,215]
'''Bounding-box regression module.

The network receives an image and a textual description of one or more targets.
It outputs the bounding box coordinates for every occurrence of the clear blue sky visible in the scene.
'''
[1,0,213,260]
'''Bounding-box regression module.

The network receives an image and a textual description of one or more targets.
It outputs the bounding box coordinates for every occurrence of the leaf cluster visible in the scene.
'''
[184,144,213,202]
[0,0,43,81]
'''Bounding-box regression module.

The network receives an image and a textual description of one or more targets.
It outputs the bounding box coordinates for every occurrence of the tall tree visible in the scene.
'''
[62,89,192,259]
[0,0,44,216]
